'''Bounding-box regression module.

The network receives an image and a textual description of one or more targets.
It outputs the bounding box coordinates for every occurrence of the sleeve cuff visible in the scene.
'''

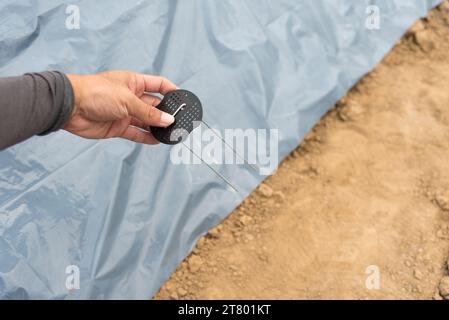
[38,71,75,136]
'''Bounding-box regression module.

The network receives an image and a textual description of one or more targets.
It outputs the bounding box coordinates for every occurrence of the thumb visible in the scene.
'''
[125,92,174,127]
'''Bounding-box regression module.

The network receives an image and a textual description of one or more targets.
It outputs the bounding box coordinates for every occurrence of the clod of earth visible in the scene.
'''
[438,277,449,300]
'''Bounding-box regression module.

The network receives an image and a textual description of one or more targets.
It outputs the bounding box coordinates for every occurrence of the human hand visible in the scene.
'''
[65,70,177,144]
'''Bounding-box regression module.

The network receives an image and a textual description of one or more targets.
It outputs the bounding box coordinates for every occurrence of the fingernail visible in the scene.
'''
[160,112,175,126]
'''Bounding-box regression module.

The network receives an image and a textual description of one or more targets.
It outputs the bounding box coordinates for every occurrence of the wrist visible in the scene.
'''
[66,74,84,119]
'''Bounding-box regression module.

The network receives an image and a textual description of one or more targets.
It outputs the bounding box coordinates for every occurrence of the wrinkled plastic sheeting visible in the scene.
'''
[0,0,441,299]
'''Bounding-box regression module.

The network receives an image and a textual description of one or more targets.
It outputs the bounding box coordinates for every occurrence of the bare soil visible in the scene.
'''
[156,2,449,300]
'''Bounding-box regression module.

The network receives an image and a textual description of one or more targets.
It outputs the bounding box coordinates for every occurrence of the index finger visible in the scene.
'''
[142,75,177,95]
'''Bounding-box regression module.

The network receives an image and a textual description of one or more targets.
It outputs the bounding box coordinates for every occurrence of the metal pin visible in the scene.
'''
[201,120,260,173]
[182,142,239,193]
[172,103,186,117]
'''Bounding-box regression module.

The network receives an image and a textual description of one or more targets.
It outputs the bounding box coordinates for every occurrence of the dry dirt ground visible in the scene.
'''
[156,2,449,300]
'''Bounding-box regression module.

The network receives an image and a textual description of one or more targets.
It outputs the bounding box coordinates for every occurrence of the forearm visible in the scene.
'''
[0,71,74,150]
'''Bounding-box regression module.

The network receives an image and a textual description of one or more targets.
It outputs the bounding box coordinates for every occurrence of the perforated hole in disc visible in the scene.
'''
[150,89,203,145]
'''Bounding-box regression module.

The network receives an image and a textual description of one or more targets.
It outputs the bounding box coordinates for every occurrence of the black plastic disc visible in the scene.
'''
[150,89,203,145]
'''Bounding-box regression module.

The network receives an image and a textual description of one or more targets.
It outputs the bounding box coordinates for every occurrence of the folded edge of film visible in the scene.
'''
[0,0,441,299]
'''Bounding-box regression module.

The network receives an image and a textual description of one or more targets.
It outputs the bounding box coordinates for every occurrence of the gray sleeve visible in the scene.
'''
[0,71,75,150]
